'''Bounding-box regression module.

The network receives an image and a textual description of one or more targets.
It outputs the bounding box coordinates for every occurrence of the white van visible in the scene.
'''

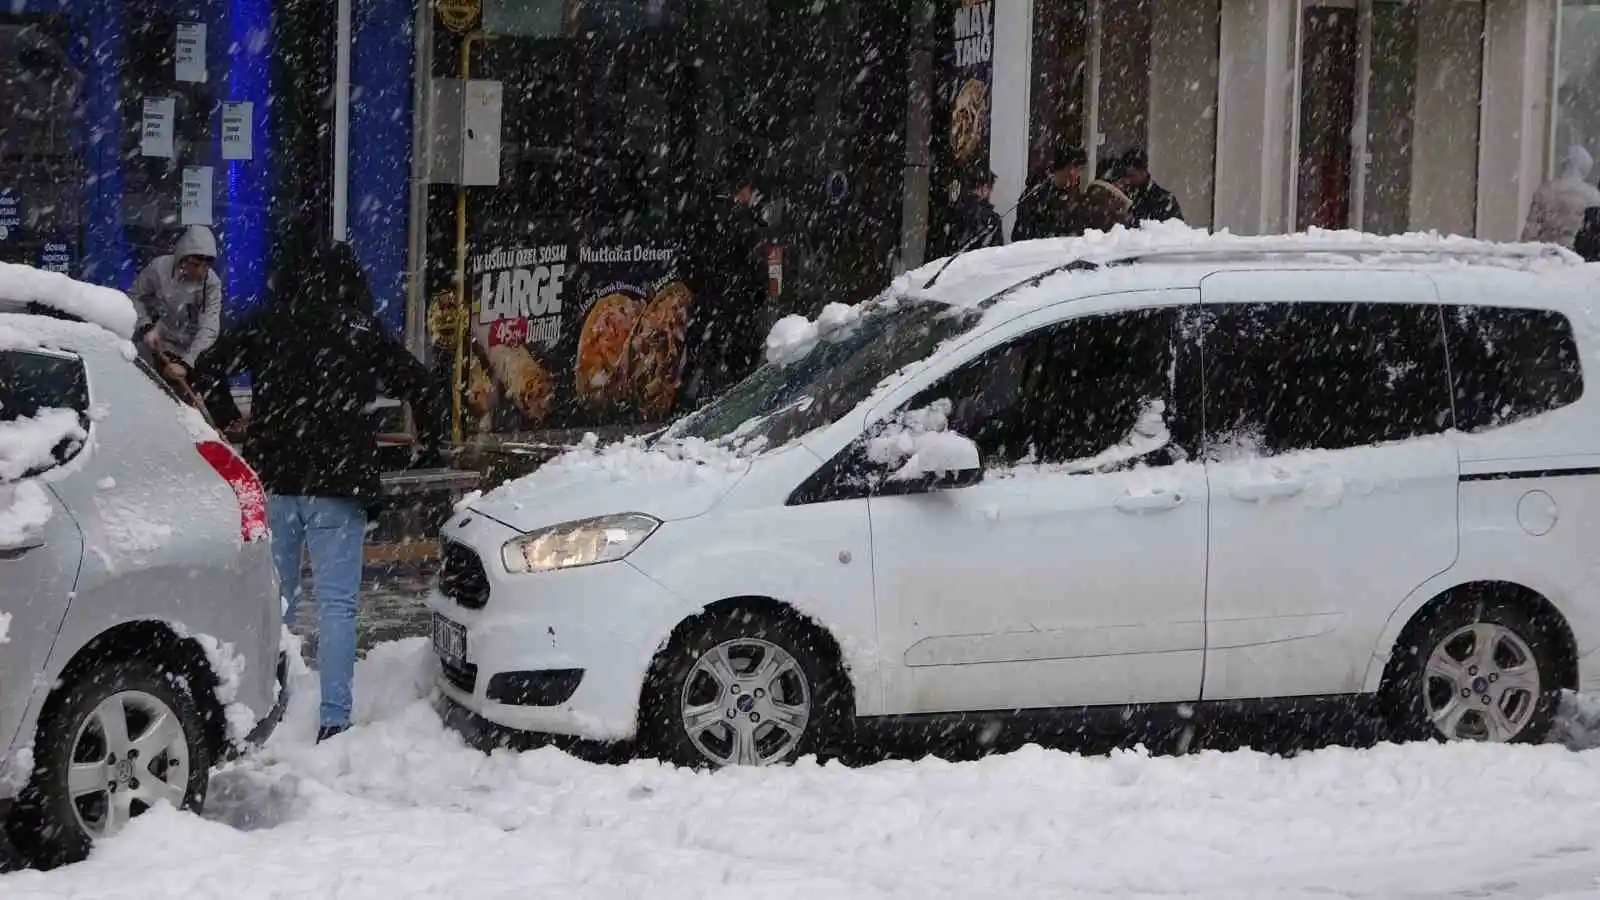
[429,229,1600,767]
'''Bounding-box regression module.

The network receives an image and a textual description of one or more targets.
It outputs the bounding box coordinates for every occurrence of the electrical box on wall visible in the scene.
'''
[462,80,504,187]
[427,78,503,186]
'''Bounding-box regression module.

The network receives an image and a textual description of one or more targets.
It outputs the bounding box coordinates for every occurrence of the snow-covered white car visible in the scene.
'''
[431,226,1600,768]
[0,266,284,866]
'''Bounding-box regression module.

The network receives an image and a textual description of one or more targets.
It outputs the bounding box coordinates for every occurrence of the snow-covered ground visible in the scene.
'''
[9,639,1600,899]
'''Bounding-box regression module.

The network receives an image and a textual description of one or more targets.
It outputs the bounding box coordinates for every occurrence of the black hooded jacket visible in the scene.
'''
[195,244,445,501]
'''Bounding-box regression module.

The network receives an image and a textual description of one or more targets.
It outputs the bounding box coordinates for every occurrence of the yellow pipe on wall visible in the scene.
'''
[451,30,489,445]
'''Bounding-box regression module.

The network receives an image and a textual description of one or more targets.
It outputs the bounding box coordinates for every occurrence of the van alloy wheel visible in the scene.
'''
[66,690,192,837]
[1423,623,1540,742]
[679,638,813,767]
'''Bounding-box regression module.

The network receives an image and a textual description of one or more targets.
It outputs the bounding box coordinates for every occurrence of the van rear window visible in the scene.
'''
[1444,306,1583,433]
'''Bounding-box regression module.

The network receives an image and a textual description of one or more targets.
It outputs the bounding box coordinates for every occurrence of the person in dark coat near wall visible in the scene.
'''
[679,150,771,410]
[1576,207,1600,262]
[194,242,445,744]
[1120,147,1184,224]
[954,166,1006,251]
[1013,145,1089,241]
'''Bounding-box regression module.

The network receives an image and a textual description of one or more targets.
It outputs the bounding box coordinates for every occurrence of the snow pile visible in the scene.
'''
[0,481,53,549]
[0,261,138,339]
[93,494,174,559]
[890,220,1586,308]
[0,609,8,644]
[763,302,869,369]
[864,400,979,481]
[0,408,84,481]
[0,745,32,793]
[764,314,818,366]
[15,656,1600,900]
[170,626,258,748]
[481,432,748,503]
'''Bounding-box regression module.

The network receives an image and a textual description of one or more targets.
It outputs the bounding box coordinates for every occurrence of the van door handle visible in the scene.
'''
[1229,480,1306,503]
[1114,490,1184,514]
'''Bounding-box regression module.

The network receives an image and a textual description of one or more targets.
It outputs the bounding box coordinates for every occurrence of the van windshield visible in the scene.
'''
[669,300,982,452]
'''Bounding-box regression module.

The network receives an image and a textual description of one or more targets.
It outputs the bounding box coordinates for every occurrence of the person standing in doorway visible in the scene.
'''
[679,148,770,410]
[195,242,445,743]
[130,225,223,386]
[1013,145,1088,241]
[955,167,1006,250]
[1120,147,1184,224]
[1522,145,1600,249]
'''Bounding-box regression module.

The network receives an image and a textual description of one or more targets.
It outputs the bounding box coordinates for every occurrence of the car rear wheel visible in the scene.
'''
[1383,602,1559,744]
[643,609,846,769]
[7,659,212,869]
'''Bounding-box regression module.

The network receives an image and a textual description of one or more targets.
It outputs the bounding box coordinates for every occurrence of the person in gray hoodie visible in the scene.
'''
[130,225,223,382]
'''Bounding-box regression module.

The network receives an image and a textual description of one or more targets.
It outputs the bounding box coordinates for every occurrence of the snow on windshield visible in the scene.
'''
[674,299,981,454]
[0,261,138,339]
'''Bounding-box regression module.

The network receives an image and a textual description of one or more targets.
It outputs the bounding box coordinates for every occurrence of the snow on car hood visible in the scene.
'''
[467,433,751,533]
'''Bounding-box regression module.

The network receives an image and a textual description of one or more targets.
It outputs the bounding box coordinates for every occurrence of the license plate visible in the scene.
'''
[433,613,468,667]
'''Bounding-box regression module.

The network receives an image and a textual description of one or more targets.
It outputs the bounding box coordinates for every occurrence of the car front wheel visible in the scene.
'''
[7,659,212,868]
[643,609,846,769]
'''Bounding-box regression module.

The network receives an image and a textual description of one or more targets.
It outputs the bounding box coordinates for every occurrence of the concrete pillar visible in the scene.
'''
[1409,0,1485,237]
[1478,0,1556,241]
[992,0,1033,235]
[1213,0,1298,234]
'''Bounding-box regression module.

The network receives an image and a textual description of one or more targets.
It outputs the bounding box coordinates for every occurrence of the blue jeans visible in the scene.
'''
[269,496,366,729]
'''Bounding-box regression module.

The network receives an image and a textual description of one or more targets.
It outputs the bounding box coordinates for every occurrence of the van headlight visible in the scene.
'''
[501,513,661,574]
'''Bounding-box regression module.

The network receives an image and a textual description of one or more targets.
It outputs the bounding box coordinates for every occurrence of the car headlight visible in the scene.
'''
[500,513,661,574]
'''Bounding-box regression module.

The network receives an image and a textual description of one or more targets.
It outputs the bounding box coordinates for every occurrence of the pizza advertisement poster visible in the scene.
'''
[570,242,695,426]
[460,239,696,436]
[947,0,994,173]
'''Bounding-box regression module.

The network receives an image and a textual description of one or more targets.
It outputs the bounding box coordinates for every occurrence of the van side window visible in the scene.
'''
[908,308,1185,470]
[1203,302,1451,458]
[1443,305,1583,433]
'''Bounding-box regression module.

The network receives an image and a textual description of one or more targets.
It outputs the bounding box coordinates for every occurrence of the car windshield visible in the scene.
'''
[670,299,982,452]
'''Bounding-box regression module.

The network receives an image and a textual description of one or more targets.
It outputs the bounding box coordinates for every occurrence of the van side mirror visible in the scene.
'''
[879,432,984,495]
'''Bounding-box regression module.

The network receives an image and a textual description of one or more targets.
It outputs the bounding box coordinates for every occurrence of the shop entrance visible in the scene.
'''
[1294,0,1483,236]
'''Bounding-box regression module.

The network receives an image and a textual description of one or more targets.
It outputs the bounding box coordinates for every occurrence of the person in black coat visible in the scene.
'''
[1120,147,1184,224]
[955,167,1006,251]
[194,241,444,743]
[1013,145,1088,241]
[1576,207,1600,262]
[679,157,771,410]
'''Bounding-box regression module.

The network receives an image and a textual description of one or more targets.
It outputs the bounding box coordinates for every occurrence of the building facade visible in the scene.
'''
[5,0,1600,437]
[0,0,414,334]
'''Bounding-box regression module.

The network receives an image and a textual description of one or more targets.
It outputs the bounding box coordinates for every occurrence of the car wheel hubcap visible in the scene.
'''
[680,638,811,767]
[67,690,190,838]
[1422,622,1540,742]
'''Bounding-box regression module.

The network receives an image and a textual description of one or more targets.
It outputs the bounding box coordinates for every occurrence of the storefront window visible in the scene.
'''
[443,0,912,437]
[0,16,83,270]
[1556,0,1600,169]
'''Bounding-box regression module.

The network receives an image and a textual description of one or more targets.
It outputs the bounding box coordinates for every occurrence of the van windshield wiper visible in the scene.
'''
[921,180,1051,291]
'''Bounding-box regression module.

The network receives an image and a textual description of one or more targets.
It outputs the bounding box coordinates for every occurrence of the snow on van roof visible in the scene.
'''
[890,221,1583,308]
[0,262,137,340]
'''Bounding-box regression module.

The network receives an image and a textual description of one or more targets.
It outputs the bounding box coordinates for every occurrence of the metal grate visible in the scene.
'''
[440,656,479,695]
[438,541,490,610]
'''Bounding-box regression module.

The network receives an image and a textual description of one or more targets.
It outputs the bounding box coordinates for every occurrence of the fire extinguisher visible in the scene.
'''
[766,244,784,300]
